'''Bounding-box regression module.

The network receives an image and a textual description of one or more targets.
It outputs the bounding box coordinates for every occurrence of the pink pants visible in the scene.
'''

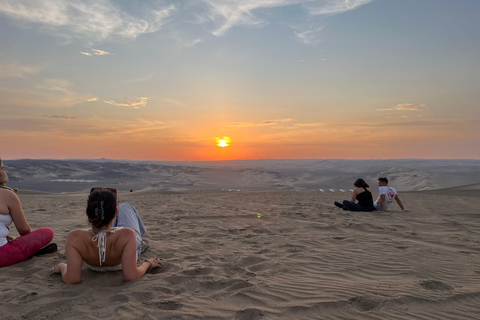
[0,228,54,267]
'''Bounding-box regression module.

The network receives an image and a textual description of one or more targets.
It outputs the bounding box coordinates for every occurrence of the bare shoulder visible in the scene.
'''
[113,228,136,250]
[68,229,90,237]
[115,227,136,239]
[0,188,19,202]
[66,229,90,243]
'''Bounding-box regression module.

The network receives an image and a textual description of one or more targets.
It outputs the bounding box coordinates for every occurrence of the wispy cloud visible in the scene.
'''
[104,97,149,108]
[43,114,77,119]
[198,0,292,36]
[305,0,374,15]
[225,118,294,129]
[0,0,176,41]
[80,49,111,56]
[0,115,168,137]
[294,26,324,45]
[75,116,170,136]
[162,98,192,108]
[87,98,98,102]
[122,73,156,85]
[0,60,40,78]
[118,118,169,134]
[293,122,326,127]
[5,78,89,108]
[0,0,374,46]
[0,85,88,108]
[181,37,203,47]
[37,78,71,92]
[173,35,203,48]
[377,103,427,112]
[198,0,373,41]
[262,118,294,124]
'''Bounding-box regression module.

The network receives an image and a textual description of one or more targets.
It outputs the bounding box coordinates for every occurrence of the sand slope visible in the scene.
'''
[5,159,480,193]
[1,188,480,319]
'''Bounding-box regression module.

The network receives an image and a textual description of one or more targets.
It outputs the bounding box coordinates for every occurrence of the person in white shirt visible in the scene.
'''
[373,177,405,211]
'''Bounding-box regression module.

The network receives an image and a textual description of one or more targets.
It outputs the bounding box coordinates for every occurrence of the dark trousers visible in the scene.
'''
[341,200,375,212]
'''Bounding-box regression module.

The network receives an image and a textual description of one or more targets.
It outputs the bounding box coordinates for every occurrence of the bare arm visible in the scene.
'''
[121,229,162,282]
[350,189,358,202]
[7,192,31,235]
[394,194,405,211]
[380,194,386,211]
[53,231,83,284]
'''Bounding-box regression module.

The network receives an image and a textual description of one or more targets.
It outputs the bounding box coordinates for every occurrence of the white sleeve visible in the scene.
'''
[379,186,388,195]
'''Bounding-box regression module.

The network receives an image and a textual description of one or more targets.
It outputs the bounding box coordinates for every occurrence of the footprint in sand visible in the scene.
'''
[349,295,383,312]
[182,267,214,276]
[235,308,264,320]
[146,301,183,310]
[420,280,453,291]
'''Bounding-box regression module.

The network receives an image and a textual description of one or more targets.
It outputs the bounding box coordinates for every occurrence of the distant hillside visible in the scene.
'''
[3,159,480,193]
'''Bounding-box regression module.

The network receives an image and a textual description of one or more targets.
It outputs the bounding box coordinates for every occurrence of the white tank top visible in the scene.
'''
[0,214,12,247]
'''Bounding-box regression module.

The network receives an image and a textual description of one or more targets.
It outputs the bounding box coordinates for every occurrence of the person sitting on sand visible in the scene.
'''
[0,159,57,268]
[373,177,405,211]
[52,187,162,284]
[334,178,375,212]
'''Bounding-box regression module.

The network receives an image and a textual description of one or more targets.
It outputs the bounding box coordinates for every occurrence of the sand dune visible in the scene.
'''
[4,159,480,193]
[1,187,480,319]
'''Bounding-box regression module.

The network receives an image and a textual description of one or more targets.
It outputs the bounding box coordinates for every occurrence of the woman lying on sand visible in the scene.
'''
[334,178,375,212]
[52,188,162,284]
[0,159,56,268]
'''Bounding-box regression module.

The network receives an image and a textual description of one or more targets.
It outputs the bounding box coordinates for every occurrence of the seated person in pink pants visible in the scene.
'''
[0,159,56,268]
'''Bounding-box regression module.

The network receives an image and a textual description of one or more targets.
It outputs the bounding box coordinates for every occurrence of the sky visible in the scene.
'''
[0,0,479,161]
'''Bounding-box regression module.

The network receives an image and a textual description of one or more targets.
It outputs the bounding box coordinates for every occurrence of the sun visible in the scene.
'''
[218,140,228,147]
[216,137,231,148]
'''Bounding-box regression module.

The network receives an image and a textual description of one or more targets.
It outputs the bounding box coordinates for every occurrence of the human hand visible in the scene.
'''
[145,257,163,270]
[51,263,65,274]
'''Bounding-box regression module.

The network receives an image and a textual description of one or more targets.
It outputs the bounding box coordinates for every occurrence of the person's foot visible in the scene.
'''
[343,207,350,211]
[33,243,57,256]
[334,201,344,208]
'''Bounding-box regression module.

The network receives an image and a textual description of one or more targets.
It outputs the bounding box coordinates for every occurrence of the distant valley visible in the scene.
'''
[3,159,480,193]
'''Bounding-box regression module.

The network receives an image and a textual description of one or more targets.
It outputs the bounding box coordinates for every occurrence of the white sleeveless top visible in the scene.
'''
[83,227,123,272]
[0,214,12,247]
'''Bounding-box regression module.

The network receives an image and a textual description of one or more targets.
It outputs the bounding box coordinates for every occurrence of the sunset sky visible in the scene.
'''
[1,0,479,161]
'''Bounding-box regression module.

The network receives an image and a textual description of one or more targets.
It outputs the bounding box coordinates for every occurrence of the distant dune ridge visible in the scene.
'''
[1,184,480,319]
[3,159,480,193]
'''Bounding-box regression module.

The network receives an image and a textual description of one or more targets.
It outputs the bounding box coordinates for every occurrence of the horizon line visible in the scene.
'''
[3,157,480,162]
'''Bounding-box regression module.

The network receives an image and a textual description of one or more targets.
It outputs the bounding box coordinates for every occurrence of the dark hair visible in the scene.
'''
[354,178,369,188]
[86,189,117,230]
[378,177,389,184]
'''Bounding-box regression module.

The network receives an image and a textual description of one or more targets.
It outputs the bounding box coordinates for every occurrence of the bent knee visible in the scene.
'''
[35,227,55,242]
[118,202,136,212]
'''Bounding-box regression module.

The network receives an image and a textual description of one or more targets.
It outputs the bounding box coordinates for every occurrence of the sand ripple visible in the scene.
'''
[1,190,480,319]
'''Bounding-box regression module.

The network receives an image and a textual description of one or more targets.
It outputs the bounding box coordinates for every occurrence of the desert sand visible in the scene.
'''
[1,186,480,319]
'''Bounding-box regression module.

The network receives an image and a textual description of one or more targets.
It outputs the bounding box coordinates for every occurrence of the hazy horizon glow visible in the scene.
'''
[1,0,479,161]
